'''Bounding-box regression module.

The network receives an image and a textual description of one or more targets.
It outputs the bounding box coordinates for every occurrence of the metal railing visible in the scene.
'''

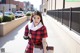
[47,7,80,35]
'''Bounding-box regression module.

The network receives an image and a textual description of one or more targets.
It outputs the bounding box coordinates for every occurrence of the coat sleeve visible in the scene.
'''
[42,26,48,38]
[24,25,29,36]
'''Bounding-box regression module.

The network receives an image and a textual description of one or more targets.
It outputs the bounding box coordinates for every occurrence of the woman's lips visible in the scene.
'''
[35,22,38,23]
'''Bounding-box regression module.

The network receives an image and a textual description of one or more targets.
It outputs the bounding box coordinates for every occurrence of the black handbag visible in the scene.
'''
[23,35,30,40]
[33,43,54,53]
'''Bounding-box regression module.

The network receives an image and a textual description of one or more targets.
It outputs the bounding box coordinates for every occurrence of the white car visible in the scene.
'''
[4,12,15,17]
[26,11,33,14]
[15,11,25,18]
[0,12,3,18]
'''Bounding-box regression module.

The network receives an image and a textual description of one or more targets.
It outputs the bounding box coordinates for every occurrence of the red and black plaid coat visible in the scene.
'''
[24,25,48,53]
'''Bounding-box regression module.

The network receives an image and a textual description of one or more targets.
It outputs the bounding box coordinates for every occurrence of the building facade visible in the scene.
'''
[42,0,80,12]
[0,0,24,12]
[41,0,48,13]
[24,2,34,12]
[14,1,24,11]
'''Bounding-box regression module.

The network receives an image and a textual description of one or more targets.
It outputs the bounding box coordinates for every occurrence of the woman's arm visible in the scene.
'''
[42,26,48,53]
[24,25,31,39]
[24,25,29,36]
[42,38,47,53]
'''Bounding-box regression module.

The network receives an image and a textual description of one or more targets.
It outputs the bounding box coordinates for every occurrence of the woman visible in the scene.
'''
[24,11,48,53]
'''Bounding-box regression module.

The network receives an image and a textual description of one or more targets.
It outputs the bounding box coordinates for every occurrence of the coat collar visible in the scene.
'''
[28,22,43,31]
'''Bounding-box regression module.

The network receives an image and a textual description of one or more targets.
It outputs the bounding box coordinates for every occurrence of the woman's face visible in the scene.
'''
[33,15,41,25]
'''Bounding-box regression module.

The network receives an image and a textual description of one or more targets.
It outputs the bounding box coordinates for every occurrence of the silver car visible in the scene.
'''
[15,11,25,18]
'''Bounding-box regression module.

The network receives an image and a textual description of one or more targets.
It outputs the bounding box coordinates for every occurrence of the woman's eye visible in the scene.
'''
[38,17,39,19]
[34,17,36,19]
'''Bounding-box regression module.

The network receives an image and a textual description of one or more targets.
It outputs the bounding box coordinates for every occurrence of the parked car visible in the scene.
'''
[15,11,25,18]
[4,12,15,17]
[0,12,3,18]
[26,11,33,14]
[4,12,15,20]
[0,12,3,23]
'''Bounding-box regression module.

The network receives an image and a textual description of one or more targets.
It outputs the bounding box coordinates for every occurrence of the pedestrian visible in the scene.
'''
[24,11,48,53]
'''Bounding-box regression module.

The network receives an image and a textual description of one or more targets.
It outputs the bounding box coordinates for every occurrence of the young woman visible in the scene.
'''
[24,11,48,53]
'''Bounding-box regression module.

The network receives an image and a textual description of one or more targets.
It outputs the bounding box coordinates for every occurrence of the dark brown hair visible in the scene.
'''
[30,11,44,25]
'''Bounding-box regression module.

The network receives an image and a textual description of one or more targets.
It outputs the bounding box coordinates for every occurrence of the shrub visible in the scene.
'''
[26,13,31,16]
[12,16,15,20]
[9,15,15,20]
[3,16,12,22]
[0,17,3,23]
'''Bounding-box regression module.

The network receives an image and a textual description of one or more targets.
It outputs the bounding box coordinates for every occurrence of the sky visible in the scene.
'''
[15,0,42,10]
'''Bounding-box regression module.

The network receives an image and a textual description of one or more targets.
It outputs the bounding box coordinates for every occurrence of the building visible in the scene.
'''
[42,0,80,12]
[0,4,16,12]
[14,1,24,11]
[0,0,24,12]
[41,0,48,13]
[24,2,34,12]
[31,4,34,11]
[0,0,16,12]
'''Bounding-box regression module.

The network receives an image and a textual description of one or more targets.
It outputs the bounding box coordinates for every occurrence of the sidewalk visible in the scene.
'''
[43,15,80,53]
[0,15,80,53]
[0,21,29,53]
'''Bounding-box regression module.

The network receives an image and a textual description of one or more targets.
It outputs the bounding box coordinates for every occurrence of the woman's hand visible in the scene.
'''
[28,34,31,38]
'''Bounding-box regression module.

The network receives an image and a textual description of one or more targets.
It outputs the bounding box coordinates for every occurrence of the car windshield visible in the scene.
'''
[16,12,23,14]
[0,12,2,15]
[26,11,32,14]
[5,12,12,15]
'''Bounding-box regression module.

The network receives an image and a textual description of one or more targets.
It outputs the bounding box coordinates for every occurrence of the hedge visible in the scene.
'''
[9,15,15,20]
[26,13,31,16]
[0,17,3,23]
[3,16,12,22]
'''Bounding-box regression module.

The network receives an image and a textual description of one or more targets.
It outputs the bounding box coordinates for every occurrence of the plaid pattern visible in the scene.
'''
[24,25,48,53]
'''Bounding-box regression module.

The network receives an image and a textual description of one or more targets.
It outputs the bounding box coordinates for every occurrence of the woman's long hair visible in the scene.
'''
[30,11,44,25]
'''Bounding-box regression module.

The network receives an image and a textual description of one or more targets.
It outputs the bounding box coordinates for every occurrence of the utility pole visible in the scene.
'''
[3,6,5,17]
[63,0,65,9]
[55,0,56,10]
[62,0,65,24]
[51,0,53,10]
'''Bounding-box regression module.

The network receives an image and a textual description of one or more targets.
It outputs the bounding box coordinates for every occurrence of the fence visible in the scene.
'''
[47,7,80,34]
